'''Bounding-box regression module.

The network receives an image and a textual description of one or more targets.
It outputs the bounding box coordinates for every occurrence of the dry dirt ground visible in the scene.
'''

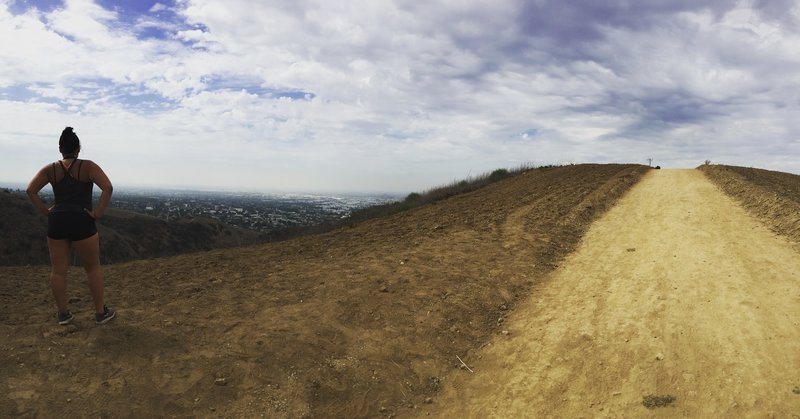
[700,164,800,244]
[0,164,648,418]
[428,169,800,418]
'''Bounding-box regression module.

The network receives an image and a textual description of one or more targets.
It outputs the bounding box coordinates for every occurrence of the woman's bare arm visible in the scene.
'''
[87,160,113,219]
[26,165,52,217]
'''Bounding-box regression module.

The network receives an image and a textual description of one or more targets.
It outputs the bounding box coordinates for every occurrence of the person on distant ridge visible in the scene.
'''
[26,127,116,325]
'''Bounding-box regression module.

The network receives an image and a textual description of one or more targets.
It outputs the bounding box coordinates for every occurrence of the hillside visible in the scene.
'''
[428,169,800,417]
[0,191,267,266]
[698,164,800,244]
[0,164,649,418]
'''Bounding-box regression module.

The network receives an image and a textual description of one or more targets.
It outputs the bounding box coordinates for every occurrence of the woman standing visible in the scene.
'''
[27,127,116,325]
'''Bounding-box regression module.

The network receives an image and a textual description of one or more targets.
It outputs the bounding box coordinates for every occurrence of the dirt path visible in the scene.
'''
[426,169,800,418]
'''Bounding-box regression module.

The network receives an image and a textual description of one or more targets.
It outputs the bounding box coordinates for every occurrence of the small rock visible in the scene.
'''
[379,286,389,293]
[379,406,387,413]
[612,391,622,396]
[423,397,433,404]
[655,353,664,361]
[498,303,508,311]
[67,398,72,403]
[793,386,800,395]
[501,330,509,335]
[214,377,228,386]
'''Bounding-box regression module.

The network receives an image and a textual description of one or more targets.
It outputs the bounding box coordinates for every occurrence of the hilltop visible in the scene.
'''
[3,163,798,417]
[0,164,649,417]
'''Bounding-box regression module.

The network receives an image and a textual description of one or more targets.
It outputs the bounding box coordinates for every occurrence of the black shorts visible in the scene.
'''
[48,211,97,241]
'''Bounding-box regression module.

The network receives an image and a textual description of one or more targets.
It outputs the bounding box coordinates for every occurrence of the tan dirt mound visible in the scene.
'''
[0,164,648,418]
[699,164,800,245]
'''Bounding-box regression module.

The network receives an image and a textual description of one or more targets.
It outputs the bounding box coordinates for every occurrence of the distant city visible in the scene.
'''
[3,184,400,232]
[109,189,400,232]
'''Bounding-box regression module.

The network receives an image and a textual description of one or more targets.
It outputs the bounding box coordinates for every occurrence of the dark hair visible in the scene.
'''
[59,127,80,155]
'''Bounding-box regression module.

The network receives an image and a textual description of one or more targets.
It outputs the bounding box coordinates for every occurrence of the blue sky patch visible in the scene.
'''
[521,128,539,138]
[270,91,316,101]
[0,84,39,101]
[7,0,63,15]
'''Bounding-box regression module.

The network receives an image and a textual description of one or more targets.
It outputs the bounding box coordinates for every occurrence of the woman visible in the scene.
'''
[27,127,116,325]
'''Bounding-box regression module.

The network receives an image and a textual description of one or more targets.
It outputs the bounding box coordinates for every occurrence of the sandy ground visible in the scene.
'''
[426,169,800,418]
[0,165,650,418]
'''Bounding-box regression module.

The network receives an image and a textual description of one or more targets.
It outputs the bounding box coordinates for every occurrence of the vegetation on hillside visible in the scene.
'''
[266,164,561,241]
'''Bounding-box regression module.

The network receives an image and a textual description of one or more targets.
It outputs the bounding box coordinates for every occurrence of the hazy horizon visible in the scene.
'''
[6,162,799,198]
[0,179,405,197]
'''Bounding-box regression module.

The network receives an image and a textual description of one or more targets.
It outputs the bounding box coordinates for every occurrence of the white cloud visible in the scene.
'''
[1,0,798,193]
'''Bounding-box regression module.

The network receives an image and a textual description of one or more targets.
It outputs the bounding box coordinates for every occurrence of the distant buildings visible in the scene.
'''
[108,190,396,232]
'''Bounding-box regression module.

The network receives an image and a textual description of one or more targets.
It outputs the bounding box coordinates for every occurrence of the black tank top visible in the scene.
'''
[51,159,93,212]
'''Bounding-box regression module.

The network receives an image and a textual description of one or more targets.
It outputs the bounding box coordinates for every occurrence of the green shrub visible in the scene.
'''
[489,168,509,181]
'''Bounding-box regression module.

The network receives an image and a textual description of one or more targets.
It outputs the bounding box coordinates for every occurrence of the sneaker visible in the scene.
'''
[58,311,74,325]
[95,306,116,324]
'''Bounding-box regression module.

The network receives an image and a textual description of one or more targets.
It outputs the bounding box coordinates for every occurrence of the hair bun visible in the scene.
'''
[63,126,74,133]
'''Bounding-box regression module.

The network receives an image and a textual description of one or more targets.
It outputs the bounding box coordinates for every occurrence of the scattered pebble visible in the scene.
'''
[793,386,800,395]
[655,353,664,361]
[379,286,389,293]
[501,330,509,335]
[214,377,228,386]
[423,397,433,404]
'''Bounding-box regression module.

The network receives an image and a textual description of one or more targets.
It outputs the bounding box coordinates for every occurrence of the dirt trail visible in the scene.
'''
[427,169,800,418]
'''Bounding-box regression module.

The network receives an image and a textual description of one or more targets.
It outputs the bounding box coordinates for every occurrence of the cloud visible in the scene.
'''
[1,0,799,193]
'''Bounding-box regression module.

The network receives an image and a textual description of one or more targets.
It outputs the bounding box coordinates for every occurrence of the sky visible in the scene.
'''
[1,0,799,193]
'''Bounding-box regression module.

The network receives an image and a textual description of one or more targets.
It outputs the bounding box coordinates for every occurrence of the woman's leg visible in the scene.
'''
[72,233,105,313]
[47,238,72,313]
